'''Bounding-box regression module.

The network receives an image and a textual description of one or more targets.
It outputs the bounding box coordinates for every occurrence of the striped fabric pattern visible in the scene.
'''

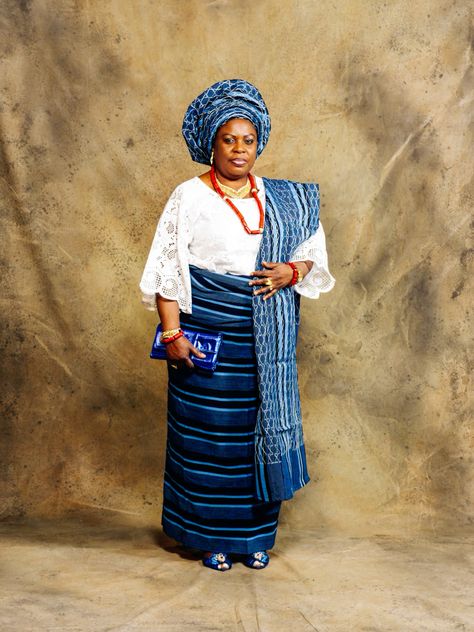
[161,265,282,554]
[252,178,320,501]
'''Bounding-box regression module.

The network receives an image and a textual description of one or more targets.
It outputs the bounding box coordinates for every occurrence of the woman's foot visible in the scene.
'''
[243,550,270,569]
[202,551,232,571]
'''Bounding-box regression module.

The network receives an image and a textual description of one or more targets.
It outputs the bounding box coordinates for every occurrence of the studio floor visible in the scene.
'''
[0,517,472,632]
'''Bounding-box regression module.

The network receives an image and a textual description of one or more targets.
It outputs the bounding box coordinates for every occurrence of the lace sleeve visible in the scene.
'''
[290,221,336,299]
[139,185,192,313]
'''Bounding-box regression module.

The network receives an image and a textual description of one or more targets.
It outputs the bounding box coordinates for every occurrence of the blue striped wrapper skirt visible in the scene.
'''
[161,264,282,554]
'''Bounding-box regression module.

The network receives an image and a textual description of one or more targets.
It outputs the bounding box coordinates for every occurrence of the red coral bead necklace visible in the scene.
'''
[210,165,264,235]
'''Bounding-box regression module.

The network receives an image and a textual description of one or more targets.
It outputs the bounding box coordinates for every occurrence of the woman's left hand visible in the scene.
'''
[249,261,294,300]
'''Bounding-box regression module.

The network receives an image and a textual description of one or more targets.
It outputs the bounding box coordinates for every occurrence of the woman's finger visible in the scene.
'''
[263,288,279,300]
[251,277,275,286]
[254,283,278,296]
[253,280,276,293]
[190,345,206,358]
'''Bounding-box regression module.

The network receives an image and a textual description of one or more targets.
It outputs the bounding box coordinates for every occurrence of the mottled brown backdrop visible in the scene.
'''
[1,0,472,535]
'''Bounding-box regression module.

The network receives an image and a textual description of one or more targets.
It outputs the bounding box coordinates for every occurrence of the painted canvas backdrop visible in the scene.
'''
[1,0,472,534]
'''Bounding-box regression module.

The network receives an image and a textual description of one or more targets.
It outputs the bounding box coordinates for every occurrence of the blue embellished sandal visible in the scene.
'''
[243,550,270,569]
[202,551,232,571]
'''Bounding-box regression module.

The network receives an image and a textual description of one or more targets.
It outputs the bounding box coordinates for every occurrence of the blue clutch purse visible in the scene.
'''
[150,323,223,372]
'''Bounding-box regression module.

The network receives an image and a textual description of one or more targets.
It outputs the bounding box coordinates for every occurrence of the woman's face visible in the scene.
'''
[212,118,258,180]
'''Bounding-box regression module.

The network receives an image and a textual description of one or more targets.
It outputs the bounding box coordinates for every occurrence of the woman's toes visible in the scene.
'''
[219,562,230,570]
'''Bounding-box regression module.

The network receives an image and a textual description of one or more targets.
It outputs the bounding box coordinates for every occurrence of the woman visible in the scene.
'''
[140,79,335,571]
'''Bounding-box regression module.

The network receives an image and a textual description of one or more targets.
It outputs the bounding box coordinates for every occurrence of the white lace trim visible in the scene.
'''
[139,185,192,313]
[291,222,336,298]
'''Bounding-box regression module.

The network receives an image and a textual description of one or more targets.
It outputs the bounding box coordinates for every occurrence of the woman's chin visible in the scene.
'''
[218,164,253,180]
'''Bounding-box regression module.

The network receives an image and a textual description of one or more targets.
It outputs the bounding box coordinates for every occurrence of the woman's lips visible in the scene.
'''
[230,159,247,166]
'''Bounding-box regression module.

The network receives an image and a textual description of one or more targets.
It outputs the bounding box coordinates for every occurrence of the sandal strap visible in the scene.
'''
[245,550,269,567]
[202,551,232,570]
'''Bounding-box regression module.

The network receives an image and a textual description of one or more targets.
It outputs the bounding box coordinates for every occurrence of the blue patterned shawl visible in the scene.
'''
[252,178,320,502]
[182,79,271,165]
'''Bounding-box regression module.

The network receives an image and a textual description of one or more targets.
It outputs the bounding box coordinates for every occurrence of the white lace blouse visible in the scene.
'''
[139,176,336,313]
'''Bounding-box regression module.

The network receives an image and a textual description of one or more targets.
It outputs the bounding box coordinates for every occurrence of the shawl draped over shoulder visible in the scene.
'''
[252,177,320,501]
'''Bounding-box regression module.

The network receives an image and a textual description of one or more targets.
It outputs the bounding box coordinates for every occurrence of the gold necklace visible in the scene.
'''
[215,174,251,199]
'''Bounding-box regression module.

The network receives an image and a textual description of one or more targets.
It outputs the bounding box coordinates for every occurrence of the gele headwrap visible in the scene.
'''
[182,79,271,165]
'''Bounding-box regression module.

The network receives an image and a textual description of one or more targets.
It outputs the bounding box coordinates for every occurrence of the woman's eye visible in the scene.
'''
[223,137,234,143]
[245,138,255,144]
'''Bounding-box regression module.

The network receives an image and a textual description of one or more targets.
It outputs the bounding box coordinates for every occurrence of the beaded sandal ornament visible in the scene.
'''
[202,551,232,571]
[242,550,270,569]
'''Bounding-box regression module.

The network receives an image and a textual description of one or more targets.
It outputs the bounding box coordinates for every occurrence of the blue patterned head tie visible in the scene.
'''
[182,79,271,165]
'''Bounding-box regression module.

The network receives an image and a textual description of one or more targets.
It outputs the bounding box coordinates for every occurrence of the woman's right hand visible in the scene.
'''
[165,335,206,369]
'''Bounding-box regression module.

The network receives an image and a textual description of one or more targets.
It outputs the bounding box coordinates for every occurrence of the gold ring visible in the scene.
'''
[170,363,178,369]
[265,278,273,286]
